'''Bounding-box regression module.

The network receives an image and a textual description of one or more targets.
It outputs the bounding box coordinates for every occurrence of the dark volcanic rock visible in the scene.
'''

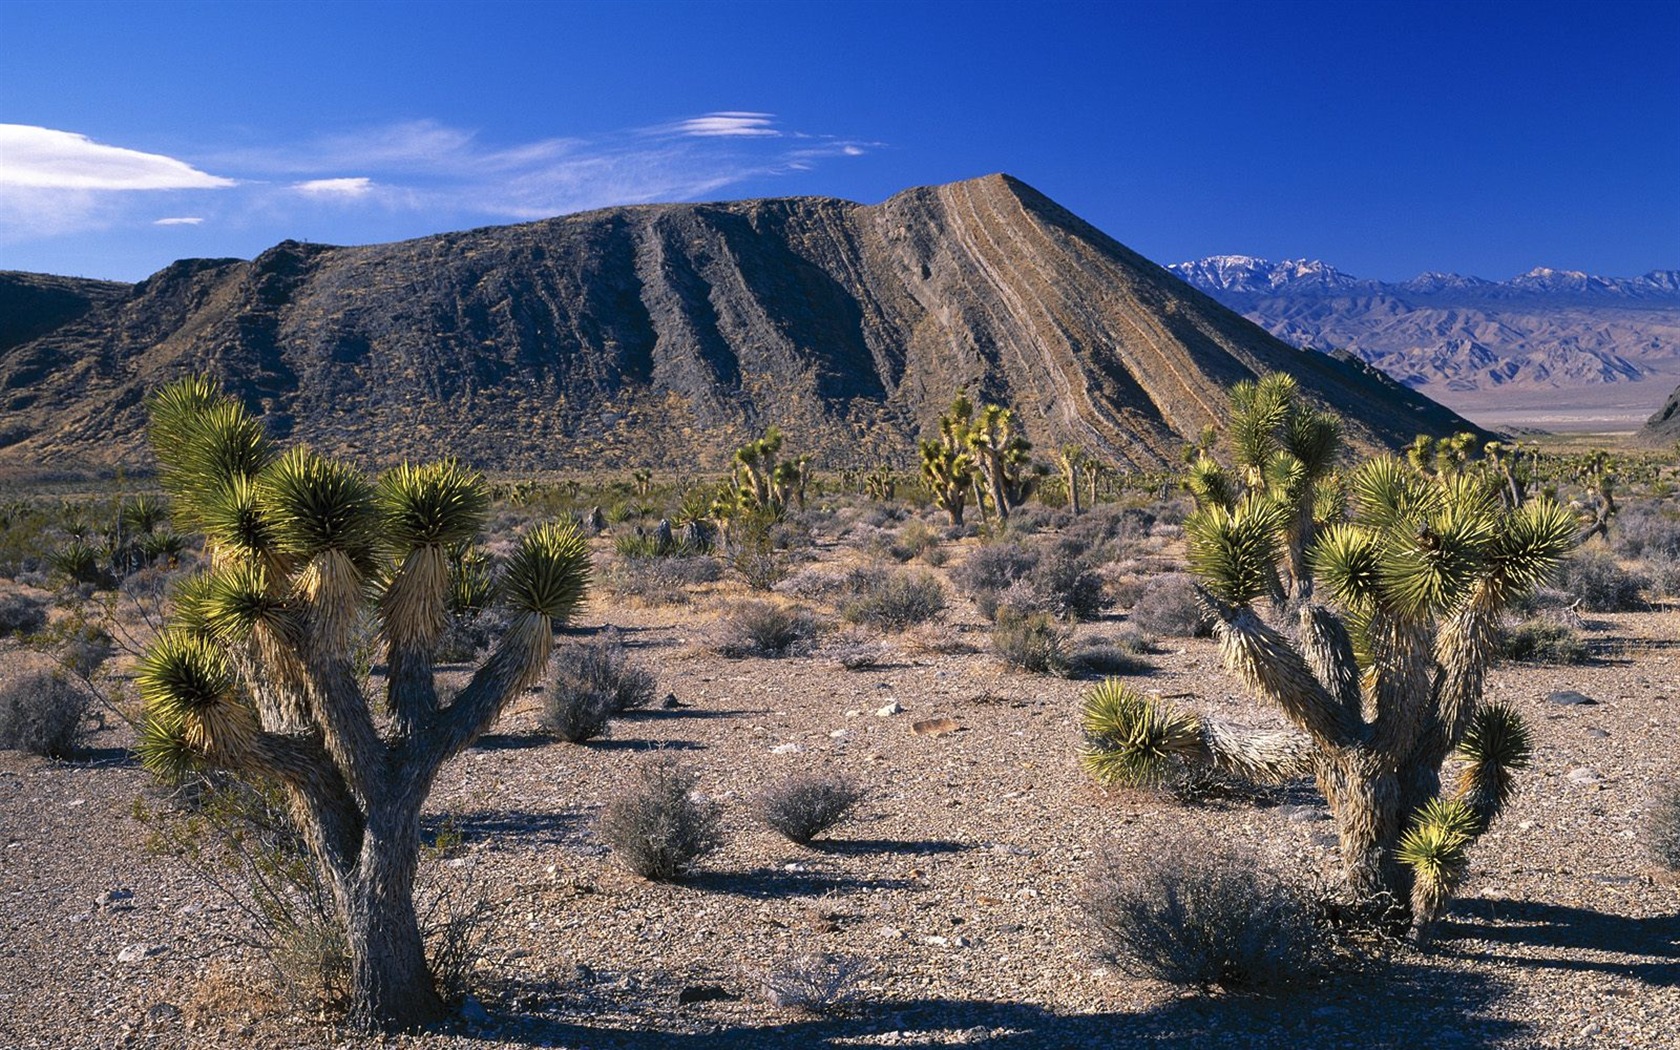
[0,175,1477,471]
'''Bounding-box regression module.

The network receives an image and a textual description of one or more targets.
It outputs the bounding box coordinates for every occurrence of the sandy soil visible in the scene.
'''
[1,529,1676,1050]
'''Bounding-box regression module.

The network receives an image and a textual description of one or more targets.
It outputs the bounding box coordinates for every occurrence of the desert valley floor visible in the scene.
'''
[2,515,1677,1050]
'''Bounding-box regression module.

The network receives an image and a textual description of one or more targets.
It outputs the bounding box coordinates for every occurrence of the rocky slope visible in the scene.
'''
[0,177,1474,472]
[1169,255,1680,396]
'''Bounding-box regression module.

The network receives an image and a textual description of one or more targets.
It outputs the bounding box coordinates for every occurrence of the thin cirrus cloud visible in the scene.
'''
[1,113,876,249]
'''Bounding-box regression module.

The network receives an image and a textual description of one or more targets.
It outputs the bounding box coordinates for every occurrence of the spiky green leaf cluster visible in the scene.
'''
[1185,495,1287,606]
[1454,703,1531,822]
[502,522,590,620]
[1397,797,1478,886]
[135,712,201,783]
[1080,679,1202,787]
[197,562,290,642]
[377,460,489,550]
[138,631,237,721]
[260,446,377,559]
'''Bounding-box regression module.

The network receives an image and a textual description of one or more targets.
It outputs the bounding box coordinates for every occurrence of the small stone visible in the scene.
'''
[117,944,166,963]
[100,889,135,910]
[1581,1022,1603,1036]
[460,995,490,1024]
[1518,820,1536,831]
[1547,689,1598,706]
[1567,767,1603,785]
[770,743,802,754]
[922,935,949,946]
[1585,728,1611,738]
[660,693,685,709]
[1281,805,1328,824]
[829,729,848,738]
[878,926,903,939]
[876,701,903,717]
[146,1003,182,1024]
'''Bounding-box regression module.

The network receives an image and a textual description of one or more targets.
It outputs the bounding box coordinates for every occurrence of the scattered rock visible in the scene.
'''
[911,716,962,737]
[1567,767,1603,785]
[145,1003,181,1024]
[1585,727,1611,738]
[677,985,737,1005]
[770,743,802,754]
[1547,690,1598,706]
[116,944,166,963]
[876,701,903,717]
[99,889,135,911]
[660,693,685,709]
[1280,804,1329,823]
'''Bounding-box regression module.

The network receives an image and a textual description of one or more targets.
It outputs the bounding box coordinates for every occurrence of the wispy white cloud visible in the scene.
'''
[665,111,780,138]
[1,113,878,254]
[292,177,374,197]
[0,124,233,190]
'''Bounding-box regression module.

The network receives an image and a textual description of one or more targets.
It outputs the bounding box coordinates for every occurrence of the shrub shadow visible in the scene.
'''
[684,866,917,899]
[428,808,585,849]
[473,957,1527,1048]
[805,838,971,857]
[1440,897,1680,986]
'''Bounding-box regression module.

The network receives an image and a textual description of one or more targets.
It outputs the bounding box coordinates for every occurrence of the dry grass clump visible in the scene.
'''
[1498,617,1589,664]
[1648,783,1680,872]
[0,585,48,637]
[759,771,863,844]
[990,609,1071,675]
[712,600,820,658]
[1128,573,1213,638]
[605,554,722,606]
[759,952,872,1014]
[0,664,90,758]
[1081,839,1327,994]
[1559,548,1646,612]
[597,756,723,880]
[1069,629,1156,676]
[839,569,946,631]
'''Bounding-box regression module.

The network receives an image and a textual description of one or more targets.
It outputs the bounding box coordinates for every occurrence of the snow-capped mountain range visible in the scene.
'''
[1167,256,1680,396]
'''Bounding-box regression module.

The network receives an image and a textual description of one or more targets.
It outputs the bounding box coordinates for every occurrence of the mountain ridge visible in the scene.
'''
[0,175,1477,472]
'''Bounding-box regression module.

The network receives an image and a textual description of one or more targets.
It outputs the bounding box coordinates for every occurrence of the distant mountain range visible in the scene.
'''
[1168,255,1680,395]
[0,176,1476,474]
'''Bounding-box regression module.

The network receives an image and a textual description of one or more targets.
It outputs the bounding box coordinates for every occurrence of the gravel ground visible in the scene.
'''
[1,535,1676,1049]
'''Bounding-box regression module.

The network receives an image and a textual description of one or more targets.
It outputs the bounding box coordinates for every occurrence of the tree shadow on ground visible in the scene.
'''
[1439,897,1680,986]
[683,866,918,900]
[471,733,552,751]
[588,738,707,752]
[427,808,586,849]
[615,707,767,721]
[805,837,971,857]
[465,957,1527,1049]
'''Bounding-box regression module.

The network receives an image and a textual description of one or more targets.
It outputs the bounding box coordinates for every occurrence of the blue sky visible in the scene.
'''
[1,0,1675,283]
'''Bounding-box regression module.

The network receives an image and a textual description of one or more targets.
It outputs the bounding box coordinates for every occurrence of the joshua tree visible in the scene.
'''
[1085,412,1575,939]
[730,427,812,517]
[920,395,978,526]
[966,402,1032,523]
[1573,449,1618,543]
[135,377,589,1029]
[1184,373,1342,602]
[1058,444,1089,516]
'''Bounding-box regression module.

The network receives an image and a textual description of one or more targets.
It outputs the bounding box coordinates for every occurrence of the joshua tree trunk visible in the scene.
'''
[346,801,441,1030]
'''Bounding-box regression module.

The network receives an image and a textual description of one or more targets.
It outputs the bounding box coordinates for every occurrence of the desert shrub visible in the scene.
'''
[0,668,89,757]
[1081,841,1326,994]
[434,609,507,663]
[0,588,47,637]
[991,608,1071,675]
[1640,553,1680,600]
[840,570,946,631]
[713,600,820,658]
[1498,618,1589,664]
[729,516,792,591]
[760,771,863,844]
[1128,573,1212,637]
[950,541,1037,618]
[540,682,614,743]
[556,628,657,712]
[1070,632,1156,676]
[760,952,871,1014]
[1647,783,1680,872]
[888,519,941,563]
[597,756,722,880]
[1612,504,1680,560]
[1559,548,1646,612]
[607,554,722,605]
[1029,548,1105,620]
[49,539,112,588]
